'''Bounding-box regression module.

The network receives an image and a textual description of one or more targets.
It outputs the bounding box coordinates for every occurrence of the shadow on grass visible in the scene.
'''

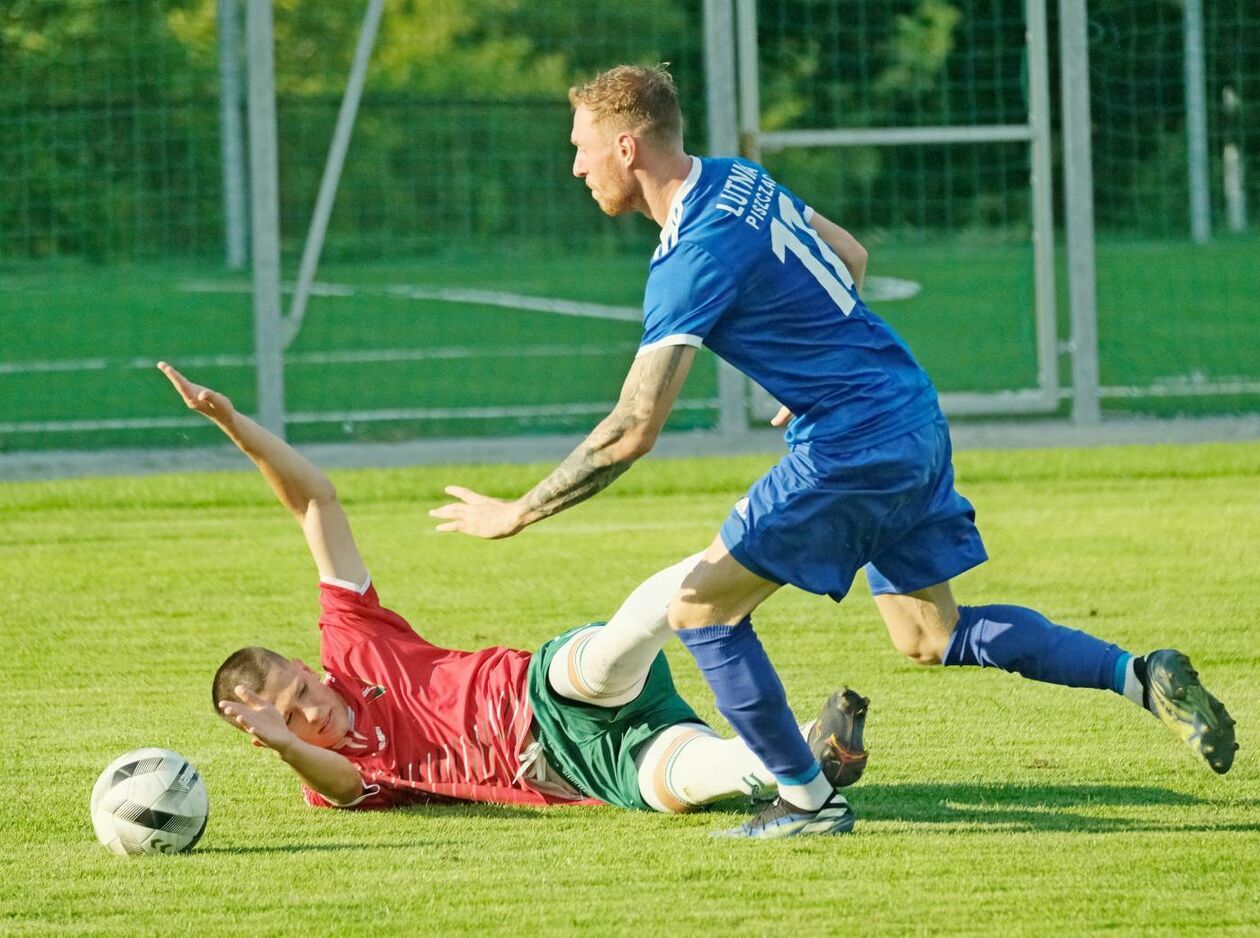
[392,802,552,820]
[840,782,1260,833]
[195,802,553,855]
[195,786,1260,854]
[195,842,436,856]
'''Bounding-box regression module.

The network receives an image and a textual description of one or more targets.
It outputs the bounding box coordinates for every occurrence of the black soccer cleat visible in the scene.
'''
[807,688,870,788]
[1144,649,1237,774]
[714,790,856,839]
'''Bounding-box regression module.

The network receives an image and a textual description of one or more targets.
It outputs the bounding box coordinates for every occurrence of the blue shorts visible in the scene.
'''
[719,415,988,601]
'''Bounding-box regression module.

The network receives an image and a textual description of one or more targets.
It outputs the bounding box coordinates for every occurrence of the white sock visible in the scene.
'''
[634,721,817,813]
[778,770,835,811]
[636,724,765,812]
[547,552,704,707]
[1121,656,1146,708]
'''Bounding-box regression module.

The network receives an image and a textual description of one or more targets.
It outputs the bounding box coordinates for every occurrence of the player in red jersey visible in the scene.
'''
[160,363,868,815]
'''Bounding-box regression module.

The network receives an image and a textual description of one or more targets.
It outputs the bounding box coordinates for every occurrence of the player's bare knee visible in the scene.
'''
[889,629,948,665]
[909,641,946,666]
[877,591,957,666]
[667,596,715,632]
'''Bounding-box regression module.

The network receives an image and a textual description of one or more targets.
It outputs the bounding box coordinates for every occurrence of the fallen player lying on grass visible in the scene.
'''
[159,362,868,818]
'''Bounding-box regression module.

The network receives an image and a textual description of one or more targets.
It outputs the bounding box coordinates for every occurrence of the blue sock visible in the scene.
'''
[676,618,822,787]
[944,604,1132,693]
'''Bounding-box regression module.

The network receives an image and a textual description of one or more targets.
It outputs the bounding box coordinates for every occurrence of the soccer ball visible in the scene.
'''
[90,748,209,855]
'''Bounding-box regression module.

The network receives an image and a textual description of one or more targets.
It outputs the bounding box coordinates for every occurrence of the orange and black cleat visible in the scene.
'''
[808,688,870,788]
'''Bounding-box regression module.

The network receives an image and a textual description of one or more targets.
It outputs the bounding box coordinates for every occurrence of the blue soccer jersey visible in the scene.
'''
[641,157,940,447]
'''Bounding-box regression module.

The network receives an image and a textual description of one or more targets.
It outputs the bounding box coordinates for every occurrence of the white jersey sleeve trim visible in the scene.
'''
[655,157,703,260]
[636,334,703,357]
[320,574,372,594]
[327,782,381,808]
[803,204,816,222]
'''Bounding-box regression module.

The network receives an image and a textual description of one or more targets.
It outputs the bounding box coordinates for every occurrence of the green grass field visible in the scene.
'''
[3,233,1258,452]
[2,442,1258,935]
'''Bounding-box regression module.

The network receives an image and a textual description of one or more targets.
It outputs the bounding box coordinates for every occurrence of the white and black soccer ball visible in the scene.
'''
[90,748,209,856]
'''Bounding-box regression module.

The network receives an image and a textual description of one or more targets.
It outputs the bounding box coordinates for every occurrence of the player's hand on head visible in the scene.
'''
[157,361,236,420]
[218,685,294,752]
[429,485,527,539]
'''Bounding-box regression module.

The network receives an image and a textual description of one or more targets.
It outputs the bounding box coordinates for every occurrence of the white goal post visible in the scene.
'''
[726,0,1069,420]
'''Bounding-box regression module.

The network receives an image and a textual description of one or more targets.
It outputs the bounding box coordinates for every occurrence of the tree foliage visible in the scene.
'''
[1,0,1256,259]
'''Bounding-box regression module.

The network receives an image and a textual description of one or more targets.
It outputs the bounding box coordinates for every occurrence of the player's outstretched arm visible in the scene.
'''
[809,211,868,291]
[157,362,369,586]
[220,686,364,806]
[430,344,695,539]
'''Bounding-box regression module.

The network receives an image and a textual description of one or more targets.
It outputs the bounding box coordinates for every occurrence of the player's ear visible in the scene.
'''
[292,658,315,675]
[616,131,637,166]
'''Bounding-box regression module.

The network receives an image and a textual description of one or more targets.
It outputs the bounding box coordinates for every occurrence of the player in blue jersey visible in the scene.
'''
[431,65,1237,838]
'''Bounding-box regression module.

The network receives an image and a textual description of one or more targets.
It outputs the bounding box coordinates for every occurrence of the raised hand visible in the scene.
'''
[218,685,295,752]
[157,361,236,422]
[429,485,527,539]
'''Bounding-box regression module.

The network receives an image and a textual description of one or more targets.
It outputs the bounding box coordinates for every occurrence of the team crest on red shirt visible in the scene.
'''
[362,684,387,701]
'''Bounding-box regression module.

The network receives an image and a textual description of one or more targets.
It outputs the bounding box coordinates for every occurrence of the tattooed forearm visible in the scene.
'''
[520,346,691,523]
[522,440,634,519]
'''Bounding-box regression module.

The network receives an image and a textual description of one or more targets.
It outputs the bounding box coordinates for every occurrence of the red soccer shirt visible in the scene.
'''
[301,580,588,810]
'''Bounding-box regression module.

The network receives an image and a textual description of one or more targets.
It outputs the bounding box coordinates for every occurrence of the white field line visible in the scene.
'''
[180,278,643,322]
[1050,378,1260,399]
[1099,379,1260,398]
[0,344,624,376]
[180,279,356,298]
[383,285,641,322]
[0,416,205,432]
[2,276,923,377]
[286,400,718,424]
[865,276,921,301]
[8,273,1256,427]
[180,275,923,309]
[23,378,1259,435]
[8,349,1259,402]
[0,399,720,434]
[0,358,113,374]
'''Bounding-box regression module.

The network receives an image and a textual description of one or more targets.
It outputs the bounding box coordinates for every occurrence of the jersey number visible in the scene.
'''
[769,193,856,315]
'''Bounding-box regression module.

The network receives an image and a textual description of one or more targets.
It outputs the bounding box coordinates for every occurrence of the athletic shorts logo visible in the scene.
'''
[362,684,387,701]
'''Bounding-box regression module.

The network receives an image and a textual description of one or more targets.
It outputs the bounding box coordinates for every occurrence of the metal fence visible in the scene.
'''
[1,0,1257,458]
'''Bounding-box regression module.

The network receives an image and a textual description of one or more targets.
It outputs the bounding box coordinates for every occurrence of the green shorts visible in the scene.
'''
[527,624,704,811]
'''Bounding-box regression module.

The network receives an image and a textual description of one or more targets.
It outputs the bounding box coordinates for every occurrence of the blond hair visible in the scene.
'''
[568,64,683,146]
